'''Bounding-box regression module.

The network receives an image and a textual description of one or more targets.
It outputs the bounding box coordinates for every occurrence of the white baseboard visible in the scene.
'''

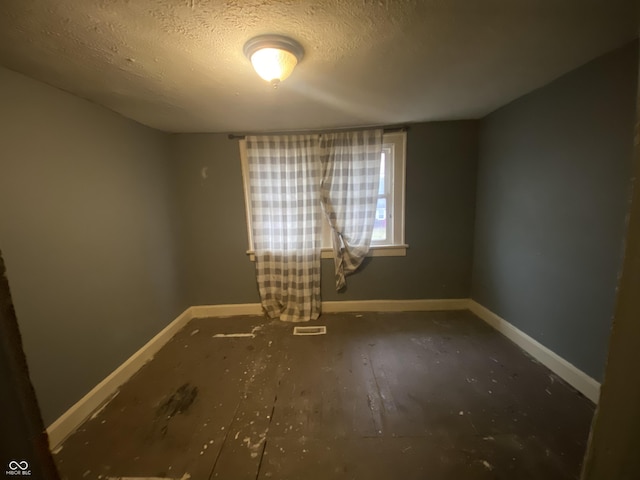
[46,307,193,449]
[467,300,601,403]
[322,298,468,313]
[190,303,262,318]
[189,299,468,318]
[47,298,467,448]
[47,297,600,451]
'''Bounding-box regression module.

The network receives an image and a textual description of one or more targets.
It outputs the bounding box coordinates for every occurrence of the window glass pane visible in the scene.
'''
[372,197,387,242]
[378,152,385,195]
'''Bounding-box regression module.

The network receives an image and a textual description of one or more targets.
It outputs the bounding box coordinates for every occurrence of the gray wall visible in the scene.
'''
[171,121,478,305]
[0,66,184,425]
[170,134,258,307]
[472,41,638,381]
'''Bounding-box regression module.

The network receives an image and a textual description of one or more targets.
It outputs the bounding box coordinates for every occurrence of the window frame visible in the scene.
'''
[372,145,393,244]
[240,131,408,260]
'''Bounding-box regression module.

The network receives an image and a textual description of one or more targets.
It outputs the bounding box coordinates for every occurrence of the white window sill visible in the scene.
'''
[246,244,408,262]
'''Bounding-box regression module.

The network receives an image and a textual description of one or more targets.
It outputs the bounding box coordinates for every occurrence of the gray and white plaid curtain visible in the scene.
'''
[246,135,322,322]
[320,130,383,290]
[246,129,382,321]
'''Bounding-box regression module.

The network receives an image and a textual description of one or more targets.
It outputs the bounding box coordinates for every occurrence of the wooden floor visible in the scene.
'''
[53,311,595,480]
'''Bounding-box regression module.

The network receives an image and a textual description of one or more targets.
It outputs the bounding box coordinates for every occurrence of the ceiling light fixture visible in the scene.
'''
[243,34,304,87]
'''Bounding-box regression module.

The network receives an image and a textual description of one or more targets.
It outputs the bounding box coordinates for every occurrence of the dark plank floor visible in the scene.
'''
[53,311,595,479]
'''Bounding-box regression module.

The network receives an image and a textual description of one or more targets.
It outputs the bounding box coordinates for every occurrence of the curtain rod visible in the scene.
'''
[227,125,408,140]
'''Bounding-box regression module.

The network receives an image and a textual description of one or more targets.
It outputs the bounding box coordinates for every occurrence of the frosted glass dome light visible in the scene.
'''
[244,35,304,86]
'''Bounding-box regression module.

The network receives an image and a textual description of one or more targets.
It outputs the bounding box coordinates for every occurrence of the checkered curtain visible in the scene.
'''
[246,135,322,322]
[320,129,383,290]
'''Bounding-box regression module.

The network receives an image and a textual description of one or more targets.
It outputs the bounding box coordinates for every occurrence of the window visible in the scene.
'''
[240,131,407,259]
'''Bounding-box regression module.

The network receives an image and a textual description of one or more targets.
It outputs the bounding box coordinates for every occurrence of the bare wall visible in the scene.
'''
[170,121,478,305]
[0,66,184,425]
[170,133,258,307]
[472,41,638,381]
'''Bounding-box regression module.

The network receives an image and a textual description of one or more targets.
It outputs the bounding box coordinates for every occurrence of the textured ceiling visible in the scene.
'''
[0,0,637,133]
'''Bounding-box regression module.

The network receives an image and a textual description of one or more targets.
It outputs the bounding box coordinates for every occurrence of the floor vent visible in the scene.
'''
[293,326,327,336]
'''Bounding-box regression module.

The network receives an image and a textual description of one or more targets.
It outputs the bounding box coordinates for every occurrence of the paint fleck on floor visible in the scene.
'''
[53,311,595,479]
